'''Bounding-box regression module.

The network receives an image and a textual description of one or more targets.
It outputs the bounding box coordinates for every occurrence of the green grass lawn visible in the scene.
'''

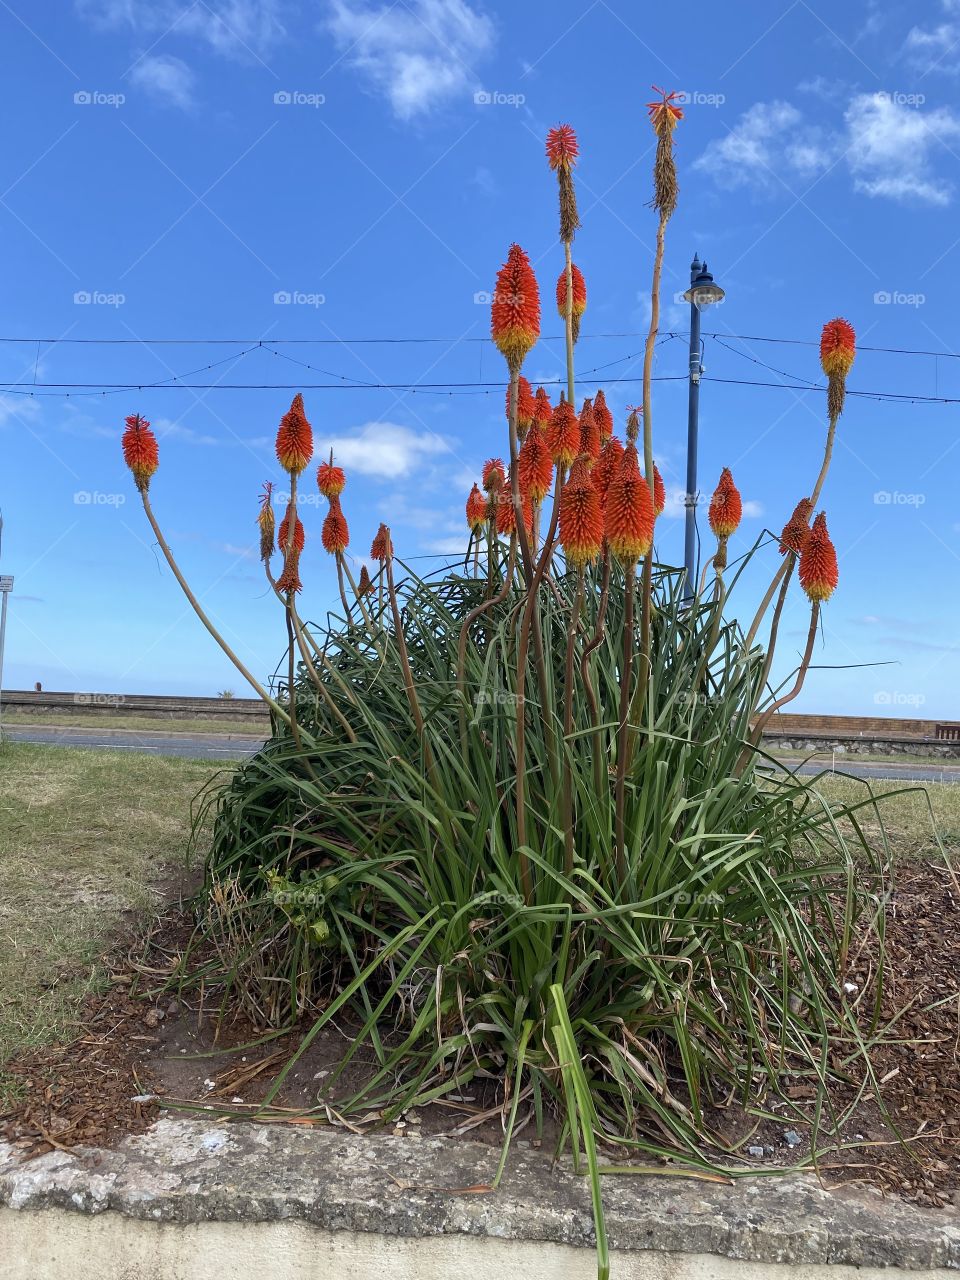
[0,742,232,1105]
[2,710,268,736]
[804,772,960,861]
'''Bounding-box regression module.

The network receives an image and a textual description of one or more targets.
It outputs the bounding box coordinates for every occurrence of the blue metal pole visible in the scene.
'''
[683,257,702,601]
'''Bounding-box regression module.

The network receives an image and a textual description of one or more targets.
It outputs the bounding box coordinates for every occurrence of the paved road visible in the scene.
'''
[768,758,960,785]
[3,724,262,761]
[6,726,960,783]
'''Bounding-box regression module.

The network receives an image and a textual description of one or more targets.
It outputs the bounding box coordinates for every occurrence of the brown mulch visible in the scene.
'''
[2,862,959,1210]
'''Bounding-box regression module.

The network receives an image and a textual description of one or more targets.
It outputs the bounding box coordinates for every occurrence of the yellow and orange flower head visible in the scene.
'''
[533,386,553,426]
[820,317,856,419]
[276,551,302,594]
[482,457,506,493]
[278,504,305,555]
[559,455,603,569]
[779,497,813,557]
[257,482,275,563]
[546,396,580,467]
[508,375,536,440]
[491,243,540,373]
[496,489,533,538]
[546,123,581,243]
[370,522,393,562]
[121,413,159,491]
[708,467,743,538]
[357,564,374,597]
[517,422,554,503]
[593,434,624,511]
[592,389,613,442]
[652,463,666,518]
[466,483,487,531]
[799,512,839,602]
[556,262,587,343]
[578,398,601,463]
[275,392,313,476]
[605,443,655,564]
[321,496,349,555]
[646,87,682,217]
[316,459,345,498]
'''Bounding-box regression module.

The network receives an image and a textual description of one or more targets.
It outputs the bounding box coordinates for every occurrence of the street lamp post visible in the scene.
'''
[682,255,725,600]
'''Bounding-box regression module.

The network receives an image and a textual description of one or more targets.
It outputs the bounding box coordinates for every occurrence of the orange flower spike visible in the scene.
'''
[533,386,553,425]
[321,496,349,555]
[652,463,666,518]
[605,443,655,564]
[496,490,533,537]
[546,124,580,243]
[370,522,393,561]
[799,512,839,602]
[559,455,603,569]
[556,263,587,343]
[820,317,856,418]
[466,483,487,531]
[646,86,684,130]
[546,397,580,467]
[708,468,743,538]
[508,375,536,439]
[276,551,302,594]
[316,459,345,498]
[545,124,579,170]
[275,392,313,476]
[779,497,813,556]
[592,389,613,442]
[517,422,554,503]
[278,505,305,554]
[482,457,506,492]
[578,398,601,463]
[121,413,159,491]
[593,434,624,510]
[491,243,540,372]
[257,482,275,563]
[357,564,374,597]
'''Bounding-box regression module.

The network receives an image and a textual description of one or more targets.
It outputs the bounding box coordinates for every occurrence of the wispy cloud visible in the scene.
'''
[129,54,195,108]
[325,0,495,119]
[320,422,450,478]
[904,1,960,75]
[76,0,287,59]
[695,93,960,206]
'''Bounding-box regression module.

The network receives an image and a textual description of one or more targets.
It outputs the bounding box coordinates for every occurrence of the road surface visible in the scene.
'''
[4,726,960,783]
[3,724,261,761]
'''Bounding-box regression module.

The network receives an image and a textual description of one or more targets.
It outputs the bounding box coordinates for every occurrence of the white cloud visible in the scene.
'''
[155,419,219,445]
[320,422,450,478]
[0,395,42,428]
[325,0,495,119]
[129,54,195,109]
[904,1,960,74]
[76,0,286,58]
[845,92,960,206]
[693,101,837,190]
[695,93,960,206]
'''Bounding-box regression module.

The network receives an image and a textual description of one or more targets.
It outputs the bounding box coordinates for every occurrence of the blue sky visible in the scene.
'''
[1,0,959,716]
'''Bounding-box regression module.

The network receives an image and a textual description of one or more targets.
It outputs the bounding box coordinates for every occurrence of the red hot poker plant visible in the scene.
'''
[799,512,839,601]
[556,263,587,343]
[592,389,613,442]
[491,244,540,373]
[558,456,603,569]
[546,397,580,467]
[121,414,159,491]
[275,393,313,476]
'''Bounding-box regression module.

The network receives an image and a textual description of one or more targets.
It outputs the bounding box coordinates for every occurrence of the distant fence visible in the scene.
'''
[766,713,960,741]
[1,690,269,722]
